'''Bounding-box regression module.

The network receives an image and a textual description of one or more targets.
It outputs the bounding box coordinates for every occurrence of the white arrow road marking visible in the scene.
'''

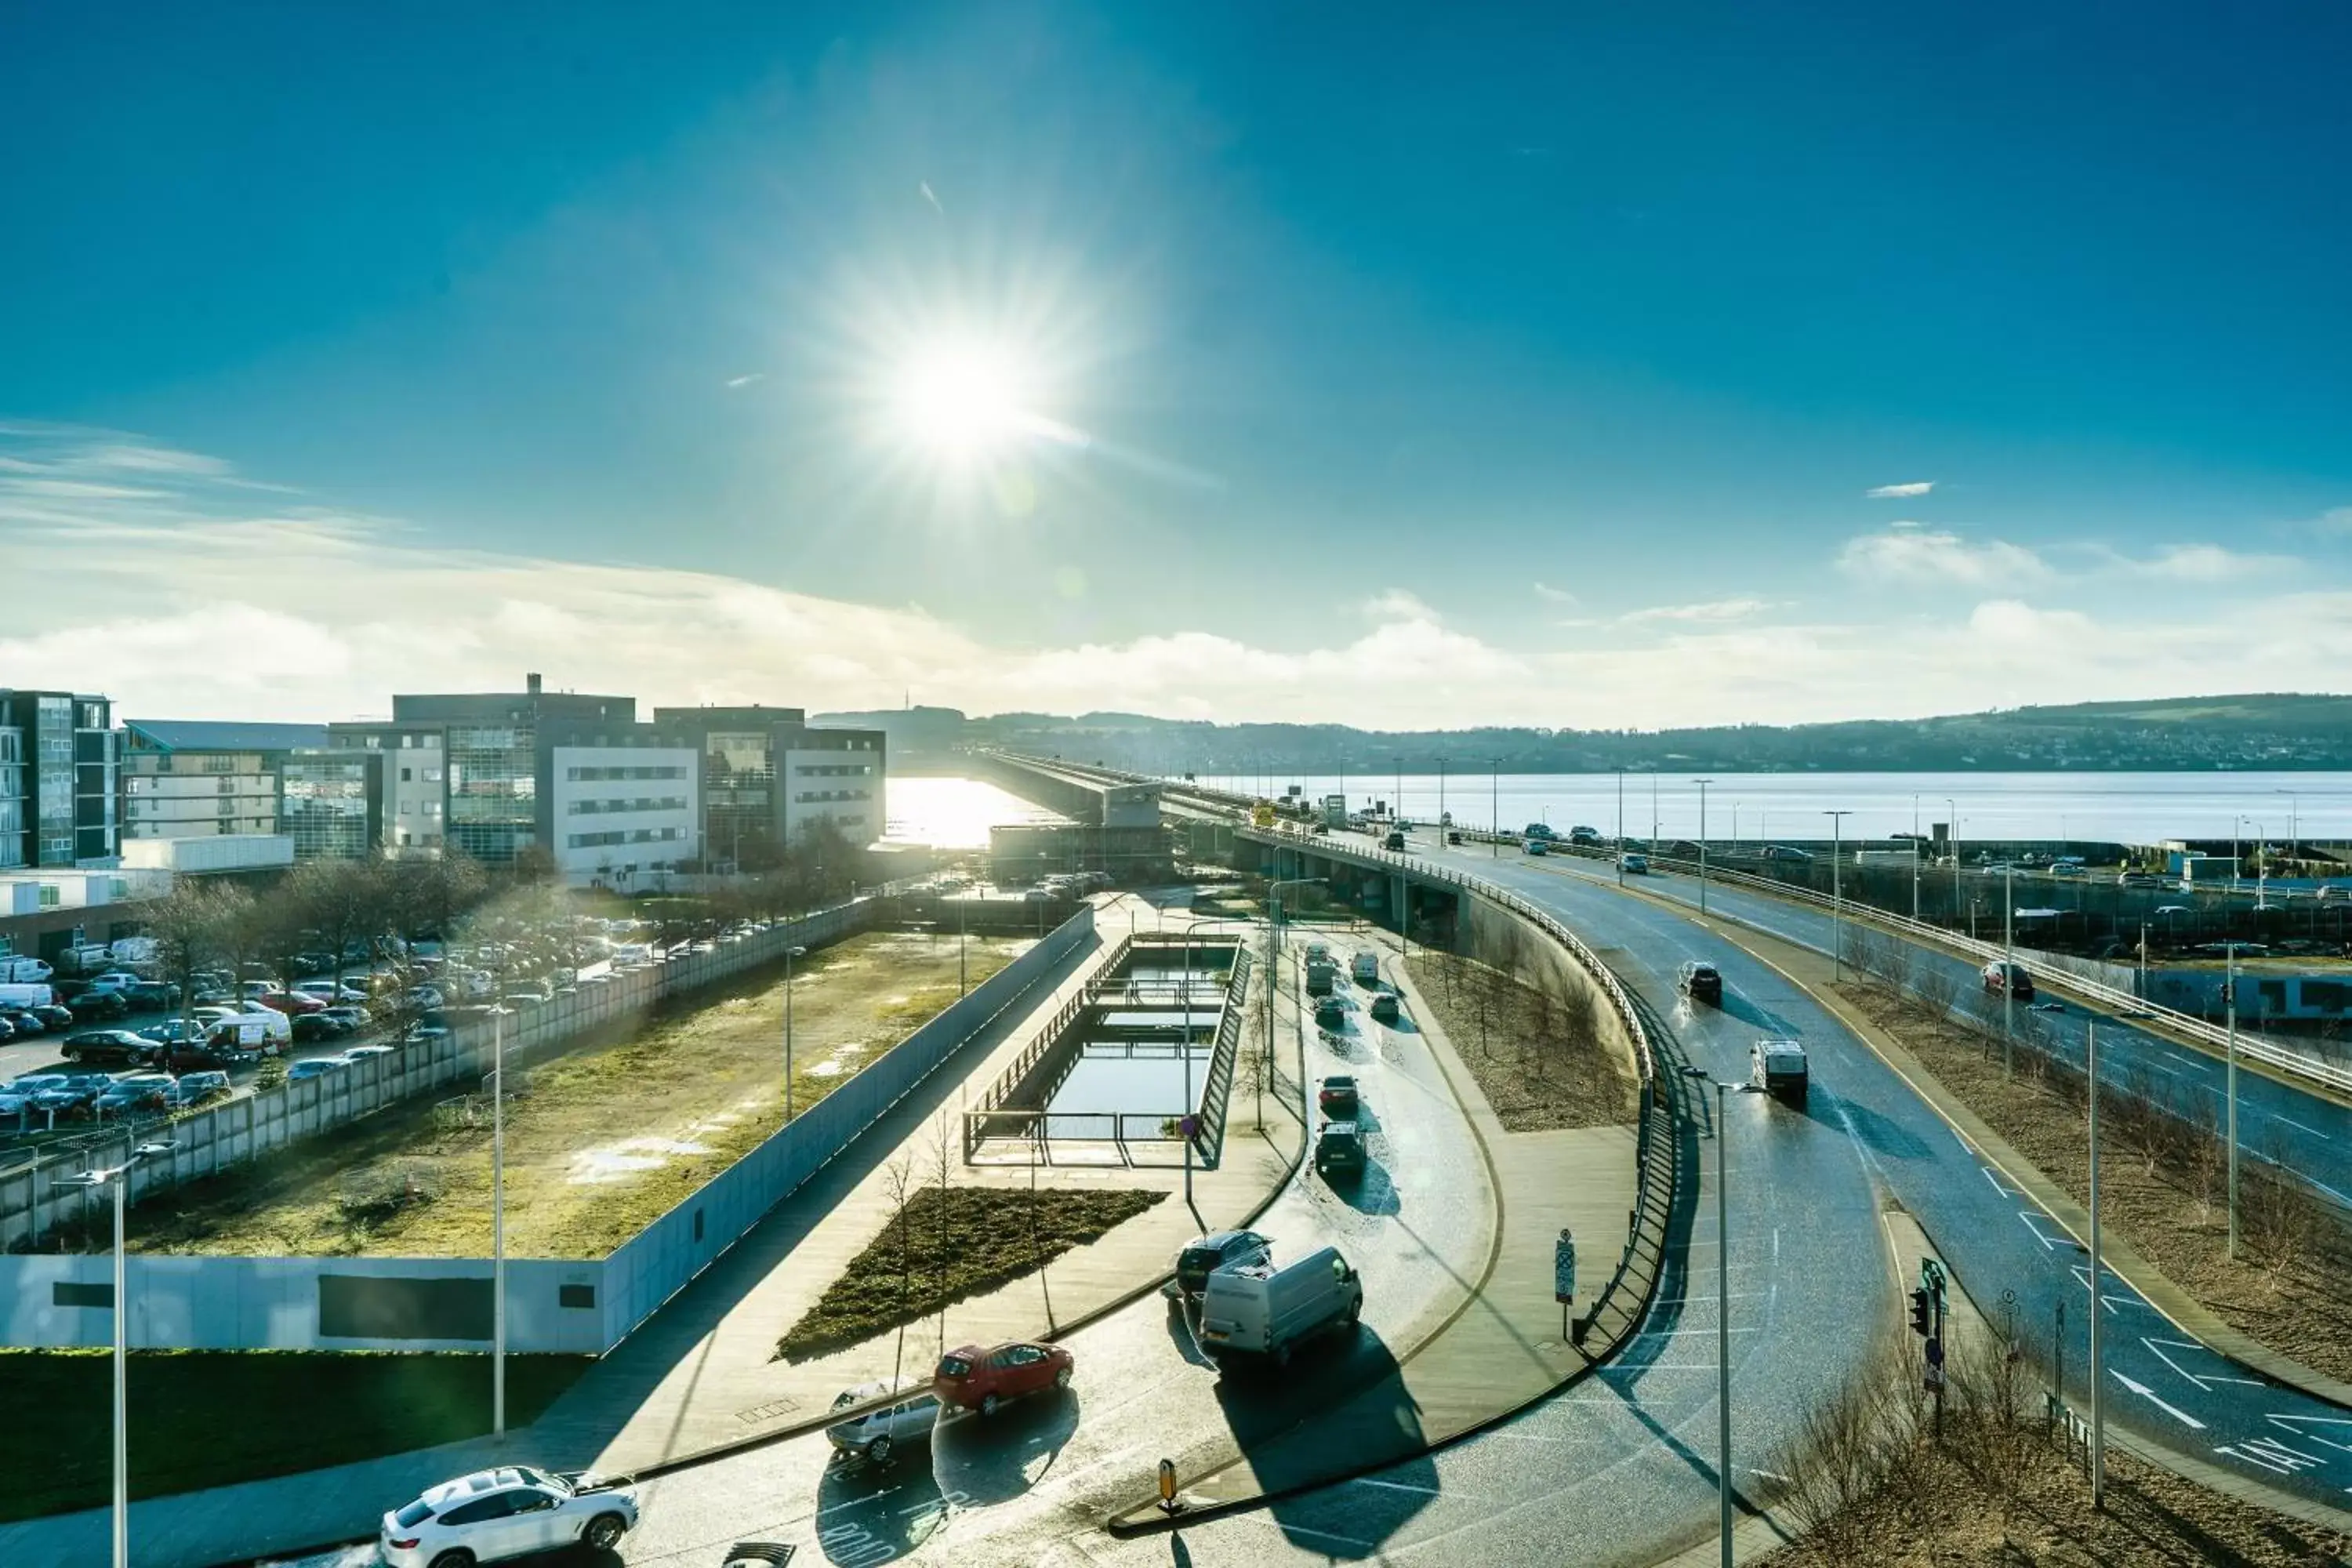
[2111,1370,2206,1429]
[2216,1437,2324,1475]
[1982,1165,2020,1199]
[2266,1414,2352,1456]
[2071,1263,2150,1312]
[2143,1338,2267,1391]
[2020,1211,2074,1250]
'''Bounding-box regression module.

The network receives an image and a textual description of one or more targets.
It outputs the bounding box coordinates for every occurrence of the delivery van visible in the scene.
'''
[0,981,58,1011]
[1198,1246,1363,1368]
[205,1010,293,1053]
[0,957,54,985]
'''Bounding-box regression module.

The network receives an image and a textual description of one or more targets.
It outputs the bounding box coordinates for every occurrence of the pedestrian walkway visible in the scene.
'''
[0,895,1305,1568]
[1120,931,1647,1524]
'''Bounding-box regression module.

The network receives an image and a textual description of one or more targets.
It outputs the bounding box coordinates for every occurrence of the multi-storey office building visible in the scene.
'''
[279,748,385,860]
[652,704,884,869]
[0,690,116,869]
[118,720,327,845]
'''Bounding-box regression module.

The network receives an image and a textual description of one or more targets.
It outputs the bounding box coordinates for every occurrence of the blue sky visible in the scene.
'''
[3,2,2349,726]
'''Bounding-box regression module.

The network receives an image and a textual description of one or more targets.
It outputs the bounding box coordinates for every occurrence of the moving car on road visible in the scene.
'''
[1317,1075,1360,1118]
[1980,960,2036,1001]
[1369,991,1400,1024]
[1163,1229,1274,1302]
[1198,1246,1363,1368]
[1314,1120,1367,1181]
[1525,837,1549,857]
[825,1381,940,1469]
[1620,852,1649,874]
[1313,995,1348,1032]
[934,1340,1073,1417]
[1351,950,1381,985]
[1678,961,1723,1005]
[1383,829,1406,851]
[379,1465,638,1567]
[1750,1039,1809,1105]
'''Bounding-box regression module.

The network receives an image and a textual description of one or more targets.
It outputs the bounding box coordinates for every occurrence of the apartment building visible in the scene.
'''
[0,689,117,869]
[118,720,328,841]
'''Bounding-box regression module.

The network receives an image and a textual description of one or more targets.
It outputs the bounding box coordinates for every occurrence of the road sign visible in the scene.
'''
[1554,1229,1577,1305]
[1925,1335,1944,1368]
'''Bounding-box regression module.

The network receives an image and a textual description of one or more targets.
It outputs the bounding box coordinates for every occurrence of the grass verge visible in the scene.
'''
[1835,975,2352,1384]
[1403,951,1639,1131]
[110,931,1025,1259]
[0,1349,589,1523]
[775,1186,1166,1362]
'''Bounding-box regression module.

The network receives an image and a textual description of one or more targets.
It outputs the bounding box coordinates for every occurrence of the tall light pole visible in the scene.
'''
[1693,779,1714,915]
[56,1139,175,1568]
[1490,757,1501,858]
[1437,757,1447,836]
[1265,877,1328,1129]
[2003,864,2016,1079]
[2224,940,2243,1258]
[1682,1066,1736,1568]
[1824,811,1852,978]
[2278,788,2300,866]
[957,898,968,996]
[493,998,506,1436]
[1617,770,1626,887]
[2088,1018,2107,1509]
[783,943,808,1122]
[1945,797,1960,924]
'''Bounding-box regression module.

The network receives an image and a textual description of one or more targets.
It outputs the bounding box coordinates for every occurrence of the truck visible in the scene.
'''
[1525,822,1557,842]
[1750,1039,1809,1105]
[1322,794,1348,829]
[1350,950,1381,985]
[1197,1246,1363,1368]
[1304,956,1337,996]
[1568,825,1602,846]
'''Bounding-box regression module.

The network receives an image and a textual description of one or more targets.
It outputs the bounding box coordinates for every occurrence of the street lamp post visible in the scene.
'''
[1437,757,1446,837]
[1490,757,1501,858]
[56,1140,176,1568]
[2279,789,2300,866]
[2224,940,2243,1258]
[493,1000,506,1436]
[1617,770,1626,887]
[784,944,809,1122]
[1265,877,1328,1132]
[1682,1066,1738,1568]
[2004,864,2016,1079]
[1946,797,1960,924]
[1824,811,1852,978]
[1693,779,1714,916]
[2088,1019,2107,1508]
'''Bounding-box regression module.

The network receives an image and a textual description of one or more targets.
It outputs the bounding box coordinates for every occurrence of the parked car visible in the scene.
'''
[0,1014,17,1044]
[82,971,144,993]
[1198,1246,1363,1367]
[1317,1076,1360,1118]
[1980,961,2035,1001]
[292,1011,357,1044]
[379,1466,639,1568]
[166,1040,256,1073]
[138,1018,209,1047]
[26,1072,113,1118]
[257,990,328,1016]
[1314,1121,1367,1181]
[1750,1039,1810,1105]
[1162,1229,1274,1302]
[1,1009,44,1036]
[166,1070,233,1109]
[824,1381,941,1469]
[64,989,129,1022]
[60,1029,159,1067]
[1678,961,1723,1005]
[286,1057,349,1083]
[319,1004,372,1031]
[1369,991,1400,1024]
[94,1073,175,1117]
[339,1044,396,1063]
[295,980,372,1004]
[0,956,55,984]
[932,1340,1074,1417]
[30,1003,74,1031]
[120,982,178,1011]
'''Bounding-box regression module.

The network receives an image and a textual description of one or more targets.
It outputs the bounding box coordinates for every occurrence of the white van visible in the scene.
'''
[1351,951,1380,986]
[0,982,57,1011]
[109,937,159,964]
[205,1010,293,1052]
[1198,1245,1363,1368]
[0,957,53,985]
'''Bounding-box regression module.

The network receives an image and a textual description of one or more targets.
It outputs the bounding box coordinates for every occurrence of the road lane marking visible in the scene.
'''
[2071,1264,2146,1312]
[2270,1112,2332,1141]
[2266,1414,2352,1456]
[1353,1476,1454,1497]
[1982,1165,2020,1198]
[2111,1370,2206,1429]
[2020,1211,2075,1250]
[2216,1437,2325,1475]
[1274,1521,1377,1549]
[2142,1337,2267,1391]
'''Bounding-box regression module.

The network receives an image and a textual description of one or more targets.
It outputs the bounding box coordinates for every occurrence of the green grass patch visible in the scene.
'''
[775,1186,1165,1363]
[0,1349,590,1523]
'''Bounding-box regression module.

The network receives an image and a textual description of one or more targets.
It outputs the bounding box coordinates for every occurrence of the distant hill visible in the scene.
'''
[820,693,2352,772]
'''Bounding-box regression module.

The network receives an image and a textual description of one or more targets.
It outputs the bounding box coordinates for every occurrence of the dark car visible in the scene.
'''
[121,982,178,1011]
[63,989,129,1022]
[292,1012,356,1044]
[1678,961,1723,1005]
[27,1072,114,1117]
[95,1074,174,1117]
[933,1341,1073,1417]
[167,1071,232,1108]
[31,1004,75,1031]
[1165,1229,1274,1301]
[1317,1076,1360,1118]
[1368,992,1400,1025]
[1313,996,1348,1032]
[1315,1121,1367,1181]
[2,1009,45,1037]
[0,1016,16,1044]
[166,1040,258,1073]
[61,1029,158,1067]
[1981,961,2036,1001]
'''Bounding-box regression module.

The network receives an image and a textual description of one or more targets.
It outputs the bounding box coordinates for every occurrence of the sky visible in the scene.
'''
[3,1,2350,729]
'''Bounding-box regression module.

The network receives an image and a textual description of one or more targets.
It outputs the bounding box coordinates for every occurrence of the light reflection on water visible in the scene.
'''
[882,775,1069,848]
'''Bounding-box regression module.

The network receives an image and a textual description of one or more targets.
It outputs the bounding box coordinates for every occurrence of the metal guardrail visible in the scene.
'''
[1588,847,2352,1096]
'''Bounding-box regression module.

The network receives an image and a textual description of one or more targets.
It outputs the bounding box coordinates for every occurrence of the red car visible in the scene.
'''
[256,990,328,1015]
[933,1341,1073,1417]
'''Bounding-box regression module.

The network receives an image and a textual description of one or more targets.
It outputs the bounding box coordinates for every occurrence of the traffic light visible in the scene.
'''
[1909,1287,1932,1338]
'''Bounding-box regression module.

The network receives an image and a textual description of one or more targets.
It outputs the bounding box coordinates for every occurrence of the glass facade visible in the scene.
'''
[702,731,775,866]
[0,724,21,868]
[282,753,377,859]
[447,723,536,862]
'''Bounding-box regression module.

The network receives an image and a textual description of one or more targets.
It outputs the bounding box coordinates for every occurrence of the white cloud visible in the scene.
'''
[724,373,767,389]
[2131,543,2292,583]
[1617,597,1773,625]
[1866,481,1935,499]
[2314,506,2352,535]
[1838,526,2048,586]
[5,425,2349,731]
[1532,581,1578,604]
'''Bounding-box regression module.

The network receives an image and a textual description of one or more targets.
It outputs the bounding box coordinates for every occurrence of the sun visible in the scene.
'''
[893,341,1029,458]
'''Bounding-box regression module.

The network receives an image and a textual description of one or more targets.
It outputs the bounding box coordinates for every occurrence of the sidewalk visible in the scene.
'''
[1117,931,1648,1525]
[0,896,1305,1568]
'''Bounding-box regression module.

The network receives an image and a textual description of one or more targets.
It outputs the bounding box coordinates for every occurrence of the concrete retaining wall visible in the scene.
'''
[1457,891,1640,1083]
[0,907,1098,1353]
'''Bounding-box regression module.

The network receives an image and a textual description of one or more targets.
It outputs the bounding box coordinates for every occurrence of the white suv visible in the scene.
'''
[381,1466,637,1567]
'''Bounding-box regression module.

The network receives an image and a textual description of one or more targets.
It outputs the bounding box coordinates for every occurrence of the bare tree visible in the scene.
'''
[880,1154,916,1389]
[1913,966,1960,1030]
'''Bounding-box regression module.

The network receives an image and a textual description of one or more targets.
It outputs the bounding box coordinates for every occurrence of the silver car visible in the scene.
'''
[825,1380,941,1468]
[380,1465,637,1567]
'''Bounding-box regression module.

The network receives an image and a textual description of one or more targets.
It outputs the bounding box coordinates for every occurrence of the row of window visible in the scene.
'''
[565,765,688,782]
[793,763,874,778]
[567,797,688,815]
[567,826,685,848]
[793,789,874,804]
